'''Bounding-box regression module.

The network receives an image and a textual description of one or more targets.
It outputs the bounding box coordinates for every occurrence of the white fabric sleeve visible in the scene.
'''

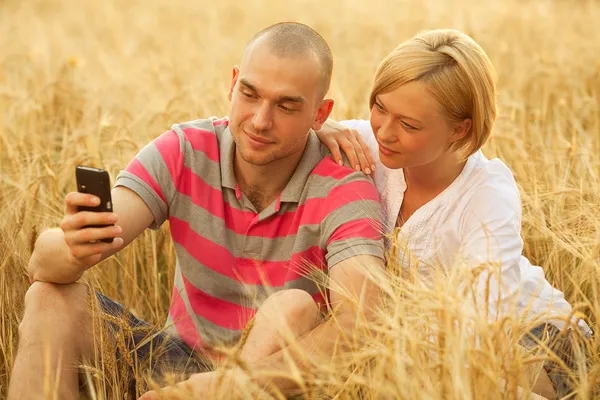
[459,183,523,320]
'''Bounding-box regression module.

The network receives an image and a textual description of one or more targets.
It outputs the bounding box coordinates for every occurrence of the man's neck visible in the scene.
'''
[403,152,466,196]
[233,147,306,212]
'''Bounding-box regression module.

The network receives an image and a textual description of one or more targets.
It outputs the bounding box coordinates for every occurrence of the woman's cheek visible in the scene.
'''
[400,134,421,153]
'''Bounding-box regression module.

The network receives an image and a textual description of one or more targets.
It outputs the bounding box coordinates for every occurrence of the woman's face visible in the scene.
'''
[370,80,468,170]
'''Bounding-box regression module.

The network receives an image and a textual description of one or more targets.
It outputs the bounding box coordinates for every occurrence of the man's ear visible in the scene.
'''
[450,118,472,144]
[228,66,240,101]
[311,99,335,131]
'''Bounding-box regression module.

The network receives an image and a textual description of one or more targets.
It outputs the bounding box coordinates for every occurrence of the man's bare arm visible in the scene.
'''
[28,186,154,284]
[244,254,384,395]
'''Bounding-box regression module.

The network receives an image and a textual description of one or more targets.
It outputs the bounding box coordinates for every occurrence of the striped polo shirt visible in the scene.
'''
[114,117,384,352]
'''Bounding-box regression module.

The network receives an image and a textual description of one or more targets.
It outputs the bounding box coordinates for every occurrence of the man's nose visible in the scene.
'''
[252,101,273,131]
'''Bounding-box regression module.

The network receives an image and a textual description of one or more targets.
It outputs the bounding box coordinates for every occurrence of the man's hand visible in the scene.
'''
[233,255,386,396]
[60,191,124,271]
[28,186,154,284]
[138,370,249,400]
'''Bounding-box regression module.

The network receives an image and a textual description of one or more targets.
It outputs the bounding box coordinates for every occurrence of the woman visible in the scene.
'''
[316,29,591,399]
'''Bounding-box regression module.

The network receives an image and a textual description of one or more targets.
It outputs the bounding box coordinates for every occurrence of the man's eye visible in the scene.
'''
[279,105,294,112]
[241,91,255,98]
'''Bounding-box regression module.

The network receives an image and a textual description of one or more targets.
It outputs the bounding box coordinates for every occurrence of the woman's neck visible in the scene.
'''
[403,152,467,196]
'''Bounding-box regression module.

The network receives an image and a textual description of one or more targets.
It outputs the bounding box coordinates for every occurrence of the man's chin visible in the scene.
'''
[238,149,277,167]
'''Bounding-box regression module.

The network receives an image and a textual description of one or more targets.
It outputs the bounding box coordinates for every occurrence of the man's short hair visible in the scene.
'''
[245,22,333,100]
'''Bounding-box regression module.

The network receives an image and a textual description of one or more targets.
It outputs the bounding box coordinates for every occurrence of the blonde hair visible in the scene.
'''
[370,29,497,159]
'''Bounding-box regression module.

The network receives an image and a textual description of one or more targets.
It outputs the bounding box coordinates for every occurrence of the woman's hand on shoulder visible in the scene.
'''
[315,119,376,175]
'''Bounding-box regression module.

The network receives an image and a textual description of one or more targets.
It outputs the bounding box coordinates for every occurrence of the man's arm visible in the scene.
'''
[29,120,200,285]
[243,254,384,395]
[224,166,387,393]
[28,186,154,284]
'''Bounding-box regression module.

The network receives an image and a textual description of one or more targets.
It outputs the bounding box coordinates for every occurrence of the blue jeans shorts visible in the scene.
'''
[93,291,213,397]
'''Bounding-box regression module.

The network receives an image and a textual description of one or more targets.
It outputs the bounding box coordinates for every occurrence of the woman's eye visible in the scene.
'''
[401,121,416,130]
[241,91,255,98]
[375,102,385,111]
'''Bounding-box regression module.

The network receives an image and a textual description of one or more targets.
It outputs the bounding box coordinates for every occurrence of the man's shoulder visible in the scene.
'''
[170,116,230,138]
[166,116,230,156]
[313,149,376,183]
[309,154,380,200]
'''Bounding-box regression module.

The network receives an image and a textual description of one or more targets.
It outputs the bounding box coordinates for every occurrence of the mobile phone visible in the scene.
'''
[75,165,114,243]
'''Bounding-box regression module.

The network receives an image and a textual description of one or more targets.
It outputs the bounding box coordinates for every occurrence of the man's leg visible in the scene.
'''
[239,289,321,363]
[8,281,93,400]
[133,291,317,400]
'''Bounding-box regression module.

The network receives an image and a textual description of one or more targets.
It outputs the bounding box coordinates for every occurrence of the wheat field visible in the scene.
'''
[1,0,599,398]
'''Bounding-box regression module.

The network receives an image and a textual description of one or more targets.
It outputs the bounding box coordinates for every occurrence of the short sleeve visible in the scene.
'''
[115,129,185,229]
[321,168,384,267]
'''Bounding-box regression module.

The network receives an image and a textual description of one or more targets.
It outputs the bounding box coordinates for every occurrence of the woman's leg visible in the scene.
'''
[519,323,590,400]
[527,361,557,399]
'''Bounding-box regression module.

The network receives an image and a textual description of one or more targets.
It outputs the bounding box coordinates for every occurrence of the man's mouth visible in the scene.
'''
[245,130,273,144]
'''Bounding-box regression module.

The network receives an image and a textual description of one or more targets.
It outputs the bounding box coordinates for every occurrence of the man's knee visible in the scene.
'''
[21,281,89,332]
[258,289,319,324]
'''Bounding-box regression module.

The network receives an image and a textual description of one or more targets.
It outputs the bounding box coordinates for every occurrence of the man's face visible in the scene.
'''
[228,41,331,166]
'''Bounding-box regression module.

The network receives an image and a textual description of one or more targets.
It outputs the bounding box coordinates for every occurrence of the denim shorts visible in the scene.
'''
[93,291,213,397]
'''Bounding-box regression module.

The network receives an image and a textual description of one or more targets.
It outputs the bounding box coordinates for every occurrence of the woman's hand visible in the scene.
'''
[315,119,376,175]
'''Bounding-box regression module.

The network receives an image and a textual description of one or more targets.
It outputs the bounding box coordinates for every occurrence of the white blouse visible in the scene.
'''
[342,119,591,335]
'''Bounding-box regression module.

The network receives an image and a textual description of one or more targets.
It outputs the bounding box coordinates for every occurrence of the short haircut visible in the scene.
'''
[245,22,333,100]
[370,29,497,159]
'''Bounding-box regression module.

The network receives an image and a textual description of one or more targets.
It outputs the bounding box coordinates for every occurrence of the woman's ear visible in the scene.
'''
[450,118,472,143]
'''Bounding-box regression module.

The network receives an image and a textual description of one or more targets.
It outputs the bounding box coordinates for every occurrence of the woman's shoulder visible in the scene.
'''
[458,152,522,221]
[467,152,519,196]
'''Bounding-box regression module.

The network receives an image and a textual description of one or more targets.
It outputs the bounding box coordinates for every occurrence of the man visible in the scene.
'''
[8,22,384,399]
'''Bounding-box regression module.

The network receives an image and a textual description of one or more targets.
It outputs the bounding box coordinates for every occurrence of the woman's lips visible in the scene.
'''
[378,142,400,156]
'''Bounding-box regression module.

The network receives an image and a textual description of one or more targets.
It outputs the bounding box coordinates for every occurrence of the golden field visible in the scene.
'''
[1,0,599,398]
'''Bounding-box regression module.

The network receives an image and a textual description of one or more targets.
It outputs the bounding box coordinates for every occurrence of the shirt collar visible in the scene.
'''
[219,127,237,190]
[219,128,325,203]
[280,131,324,203]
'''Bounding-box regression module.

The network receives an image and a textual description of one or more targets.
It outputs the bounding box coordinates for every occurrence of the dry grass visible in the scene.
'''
[1,0,599,398]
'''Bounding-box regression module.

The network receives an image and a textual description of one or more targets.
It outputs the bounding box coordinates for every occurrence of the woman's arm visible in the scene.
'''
[459,185,524,321]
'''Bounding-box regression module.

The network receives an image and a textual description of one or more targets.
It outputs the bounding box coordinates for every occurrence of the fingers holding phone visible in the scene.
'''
[61,194,123,246]
[60,167,124,267]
